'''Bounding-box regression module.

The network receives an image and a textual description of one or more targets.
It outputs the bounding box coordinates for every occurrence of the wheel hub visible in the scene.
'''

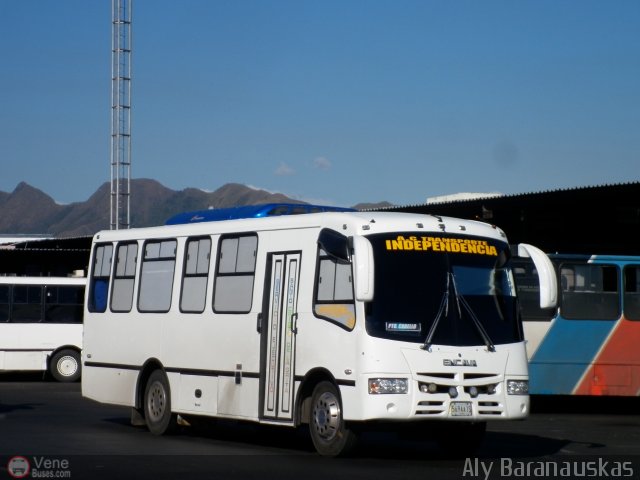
[147,382,166,421]
[313,392,340,441]
[57,356,78,377]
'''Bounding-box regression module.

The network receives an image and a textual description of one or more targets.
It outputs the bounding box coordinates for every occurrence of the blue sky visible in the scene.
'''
[1,1,638,207]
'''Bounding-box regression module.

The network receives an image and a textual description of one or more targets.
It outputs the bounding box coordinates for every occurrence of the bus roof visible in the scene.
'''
[94,210,508,246]
[165,203,356,225]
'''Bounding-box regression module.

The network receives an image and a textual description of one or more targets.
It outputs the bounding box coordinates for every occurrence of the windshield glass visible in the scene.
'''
[365,232,522,346]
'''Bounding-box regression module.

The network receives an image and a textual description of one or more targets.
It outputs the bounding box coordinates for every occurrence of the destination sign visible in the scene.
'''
[384,235,498,256]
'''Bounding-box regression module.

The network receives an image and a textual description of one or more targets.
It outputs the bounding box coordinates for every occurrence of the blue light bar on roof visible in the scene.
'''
[165,203,355,225]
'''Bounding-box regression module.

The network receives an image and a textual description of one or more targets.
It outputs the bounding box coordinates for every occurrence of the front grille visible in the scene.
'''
[478,401,503,415]
[463,385,496,395]
[413,371,506,417]
[416,372,456,380]
[416,400,446,415]
[463,372,495,380]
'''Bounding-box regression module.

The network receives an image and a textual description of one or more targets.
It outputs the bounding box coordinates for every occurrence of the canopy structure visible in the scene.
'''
[0,236,91,276]
[375,182,640,255]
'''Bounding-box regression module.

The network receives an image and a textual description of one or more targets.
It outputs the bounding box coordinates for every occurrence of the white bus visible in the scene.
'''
[0,276,85,382]
[81,210,556,456]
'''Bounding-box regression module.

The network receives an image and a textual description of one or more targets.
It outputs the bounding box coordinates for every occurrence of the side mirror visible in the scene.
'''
[351,235,374,302]
[517,243,558,309]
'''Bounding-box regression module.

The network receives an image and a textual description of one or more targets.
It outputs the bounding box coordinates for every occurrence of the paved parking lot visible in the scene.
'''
[1,374,639,479]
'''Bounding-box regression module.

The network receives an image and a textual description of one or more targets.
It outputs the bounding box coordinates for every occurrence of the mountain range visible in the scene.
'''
[0,180,393,237]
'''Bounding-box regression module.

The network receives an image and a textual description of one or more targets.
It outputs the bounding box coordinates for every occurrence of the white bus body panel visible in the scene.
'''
[0,324,82,371]
[341,337,529,421]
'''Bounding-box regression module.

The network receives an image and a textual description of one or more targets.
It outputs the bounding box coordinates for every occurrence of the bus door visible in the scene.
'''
[260,252,301,421]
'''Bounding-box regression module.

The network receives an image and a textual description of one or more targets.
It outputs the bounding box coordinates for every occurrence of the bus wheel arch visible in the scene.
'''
[134,359,166,409]
[134,359,177,434]
[296,369,357,456]
[48,347,81,383]
[295,368,338,426]
[139,364,177,435]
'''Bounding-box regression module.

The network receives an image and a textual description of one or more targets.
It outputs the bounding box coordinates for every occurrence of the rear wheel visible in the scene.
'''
[309,381,357,456]
[143,370,176,435]
[50,349,81,383]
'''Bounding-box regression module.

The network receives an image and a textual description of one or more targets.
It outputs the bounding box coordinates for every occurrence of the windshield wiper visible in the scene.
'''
[450,273,496,352]
[421,273,450,351]
[422,272,496,352]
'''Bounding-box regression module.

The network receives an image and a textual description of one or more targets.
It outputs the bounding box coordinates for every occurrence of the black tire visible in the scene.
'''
[437,421,486,456]
[143,370,176,435]
[49,349,81,383]
[309,381,357,456]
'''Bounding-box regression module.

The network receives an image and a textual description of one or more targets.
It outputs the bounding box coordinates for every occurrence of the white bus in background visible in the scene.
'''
[81,209,556,456]
[0,276,85,382]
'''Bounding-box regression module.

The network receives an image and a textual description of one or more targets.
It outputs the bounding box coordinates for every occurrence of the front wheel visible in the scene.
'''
[309,381,357,456]
[49,349,81,382]
[143,370,176,435]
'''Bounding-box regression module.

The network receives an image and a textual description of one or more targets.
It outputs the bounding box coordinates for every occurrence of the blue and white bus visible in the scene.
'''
[515,254,640,396]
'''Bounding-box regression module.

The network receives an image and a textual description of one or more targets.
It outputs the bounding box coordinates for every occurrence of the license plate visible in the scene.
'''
[449,401,472,416]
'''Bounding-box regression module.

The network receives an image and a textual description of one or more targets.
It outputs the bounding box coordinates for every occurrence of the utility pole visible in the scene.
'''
[110,0,132,230]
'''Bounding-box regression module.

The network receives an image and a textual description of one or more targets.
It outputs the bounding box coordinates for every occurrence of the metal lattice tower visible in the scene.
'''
[110,0,132,230]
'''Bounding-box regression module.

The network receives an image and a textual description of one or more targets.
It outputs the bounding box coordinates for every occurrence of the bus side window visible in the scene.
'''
[0,285,10,322]
[560,266,575,291]
[89,244,113,313]
[111,242,138,313]
[560,263,620,320]
[213,234,257,313]
[138,240,177,313]
[624,265,640,321]
[44,286,84,324]
[11,286,43,323]
[313,248,355,330]
[181,237,211,313]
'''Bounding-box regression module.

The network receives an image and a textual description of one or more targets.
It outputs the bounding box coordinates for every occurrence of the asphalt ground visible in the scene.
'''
[1,373,639,479]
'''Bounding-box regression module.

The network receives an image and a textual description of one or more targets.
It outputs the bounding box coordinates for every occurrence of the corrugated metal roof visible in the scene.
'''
[366,180,640,211]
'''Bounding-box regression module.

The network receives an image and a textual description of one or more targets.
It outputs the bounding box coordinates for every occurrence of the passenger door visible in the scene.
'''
[260,252,301,421]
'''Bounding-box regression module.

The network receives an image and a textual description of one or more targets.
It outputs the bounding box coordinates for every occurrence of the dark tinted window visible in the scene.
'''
[0,285,10,322]
[512,259,557,322]
[44,286,84,323]
[560,263,619,320]
[365,233,522,346]
[12,286,43,322]
[624,265,640,320]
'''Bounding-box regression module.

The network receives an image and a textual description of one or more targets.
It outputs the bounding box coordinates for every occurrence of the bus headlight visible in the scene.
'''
[507,380,529,395]
[368,378,409,394]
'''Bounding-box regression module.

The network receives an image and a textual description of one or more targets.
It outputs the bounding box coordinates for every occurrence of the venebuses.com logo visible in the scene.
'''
[6,456,71,479]
[6,457,30,479]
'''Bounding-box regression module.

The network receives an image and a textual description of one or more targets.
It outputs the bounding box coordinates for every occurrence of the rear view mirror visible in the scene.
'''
[351,235,374,302]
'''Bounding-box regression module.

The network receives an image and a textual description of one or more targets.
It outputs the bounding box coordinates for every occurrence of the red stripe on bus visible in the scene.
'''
[574,317,640,396]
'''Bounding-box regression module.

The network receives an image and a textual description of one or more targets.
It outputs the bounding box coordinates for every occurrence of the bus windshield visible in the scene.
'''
[364,232,522,346]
